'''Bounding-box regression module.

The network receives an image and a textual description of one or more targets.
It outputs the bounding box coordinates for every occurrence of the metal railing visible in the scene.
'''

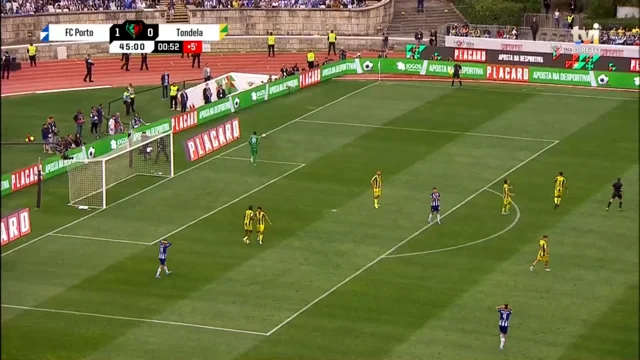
[523,13,585,29]
[436,23,535,44]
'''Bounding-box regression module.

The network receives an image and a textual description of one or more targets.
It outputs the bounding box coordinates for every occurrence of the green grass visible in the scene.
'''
[1,80,638,360]
[0,81,200,174]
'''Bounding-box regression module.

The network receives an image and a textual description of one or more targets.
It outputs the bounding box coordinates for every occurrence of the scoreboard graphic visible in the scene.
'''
[40,21,227,54]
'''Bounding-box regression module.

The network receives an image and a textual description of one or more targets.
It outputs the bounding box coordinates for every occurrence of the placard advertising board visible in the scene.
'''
[418,47,635,72]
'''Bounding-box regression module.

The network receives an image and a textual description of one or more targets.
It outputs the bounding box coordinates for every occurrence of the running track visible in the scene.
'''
[1,51,402,96]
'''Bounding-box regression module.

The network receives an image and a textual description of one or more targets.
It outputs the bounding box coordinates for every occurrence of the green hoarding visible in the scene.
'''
[2,58,637,197]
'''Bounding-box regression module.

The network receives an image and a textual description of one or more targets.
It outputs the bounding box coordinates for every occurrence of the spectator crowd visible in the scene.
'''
[598,27,640,46]
[2,0,158,14]
[190,0,367,9]
[447,23,520,40]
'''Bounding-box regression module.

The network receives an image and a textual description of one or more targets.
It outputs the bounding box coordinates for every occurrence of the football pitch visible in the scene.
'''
[1,80,638,360]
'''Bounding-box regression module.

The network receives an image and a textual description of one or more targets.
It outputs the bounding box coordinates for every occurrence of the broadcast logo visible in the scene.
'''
[571,26,599,45]
[126,22,143,39]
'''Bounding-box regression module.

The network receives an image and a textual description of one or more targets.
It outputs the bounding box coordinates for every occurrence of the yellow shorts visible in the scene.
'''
[503,198,512,206]
[244,223,252,231]
[257,225,265,233]
[554,191,563,198]
[537,254,549,262]
[373,188,381,197]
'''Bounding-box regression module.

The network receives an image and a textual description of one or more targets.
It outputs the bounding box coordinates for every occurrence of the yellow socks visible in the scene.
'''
[374,198,379,208]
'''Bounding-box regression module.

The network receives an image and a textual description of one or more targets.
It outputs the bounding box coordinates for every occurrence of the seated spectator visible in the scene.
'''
[73,133,83,147]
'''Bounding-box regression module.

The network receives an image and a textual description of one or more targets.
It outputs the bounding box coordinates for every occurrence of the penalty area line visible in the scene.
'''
[383,188,521,258]
[297,119,558,143]
[266,140,558,336]
[218,156,306,166]
[1,82,376,258]
[1,304,269,336]
[148,163,306,245]
[49,233,149,246]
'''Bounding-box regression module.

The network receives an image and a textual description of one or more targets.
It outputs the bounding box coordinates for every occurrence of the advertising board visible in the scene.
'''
[445,36,639,58]
[418,47,635,72]
[1,208,31,247]
[2,59,637,198]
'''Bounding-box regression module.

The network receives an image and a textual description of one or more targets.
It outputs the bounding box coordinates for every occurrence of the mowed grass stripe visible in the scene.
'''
[236,95,637,359]
[230,88,544,359]
[62,83,456,352]
[386,165,638,360]
[559,282,639,360]
[0,81,375,360]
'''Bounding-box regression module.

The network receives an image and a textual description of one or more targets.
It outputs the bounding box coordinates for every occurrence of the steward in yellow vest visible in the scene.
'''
[267,32,276,58]
[27,43,37,67]
[128,83,137,112]
[169,84,179,110]
[306,50,315,69]
[328,30,337,56]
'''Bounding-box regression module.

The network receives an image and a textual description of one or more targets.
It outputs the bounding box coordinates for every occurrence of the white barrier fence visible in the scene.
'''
[445,36,640,58]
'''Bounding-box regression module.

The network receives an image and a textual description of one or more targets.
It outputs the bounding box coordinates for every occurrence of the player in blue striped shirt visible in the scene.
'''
[156,240,172,278]
[428,187,441,224]
[496,304,513,350]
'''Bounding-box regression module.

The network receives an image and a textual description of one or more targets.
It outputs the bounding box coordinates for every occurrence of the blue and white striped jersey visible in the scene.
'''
[431,192,441,207]
[158,242,172,260]
[498,308,512,327]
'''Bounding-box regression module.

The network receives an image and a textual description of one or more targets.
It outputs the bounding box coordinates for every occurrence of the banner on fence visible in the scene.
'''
[2,59,637,197]
[418,46,635,72]
[445,36,639,58]
[1,208,31,247]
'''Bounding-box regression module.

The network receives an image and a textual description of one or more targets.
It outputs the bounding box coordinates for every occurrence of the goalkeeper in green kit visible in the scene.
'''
[249,131,262,165]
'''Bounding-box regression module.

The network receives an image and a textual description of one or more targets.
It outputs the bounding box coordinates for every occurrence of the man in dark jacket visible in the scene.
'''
[2,51,11,80]
[415,28,424,45]
[531,17,539,41]
[216,86,227,100]
[203,83,213,104]
[179,89,189,113]
[160,71,170,99]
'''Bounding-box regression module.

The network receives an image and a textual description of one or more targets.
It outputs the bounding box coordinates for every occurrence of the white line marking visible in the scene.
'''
[2,86,112,97]
[1,304,268,336]
[298,119,557,142]
[2,83,377,257]
[377,81,639,101]
[49,233,149,245]
[384,188,520,258]
[266,140,559,336]
[218,156,306,166]
[148,164,306,245]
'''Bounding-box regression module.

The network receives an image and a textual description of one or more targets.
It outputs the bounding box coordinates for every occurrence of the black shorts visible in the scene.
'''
[611,192,622,200]
[452,73,460,79]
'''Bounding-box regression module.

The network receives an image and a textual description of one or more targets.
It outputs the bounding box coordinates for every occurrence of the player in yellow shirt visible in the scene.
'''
[242,206,254,244]
[553,171,567,209]
[371,170,382,209]
[530,235,551,272]
[501,179,514,215]
[255,206,272,245]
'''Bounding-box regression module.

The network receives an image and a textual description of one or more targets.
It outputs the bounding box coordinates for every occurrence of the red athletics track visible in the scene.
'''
[1,51,403,96]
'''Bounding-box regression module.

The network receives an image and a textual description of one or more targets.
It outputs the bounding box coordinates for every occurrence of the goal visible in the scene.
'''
[67,131,174,208]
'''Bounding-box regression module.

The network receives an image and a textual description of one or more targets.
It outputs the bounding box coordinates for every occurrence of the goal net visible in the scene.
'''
[67,131,174,208]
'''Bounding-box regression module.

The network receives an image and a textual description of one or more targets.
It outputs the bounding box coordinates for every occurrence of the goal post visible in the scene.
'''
[67,130,174,209]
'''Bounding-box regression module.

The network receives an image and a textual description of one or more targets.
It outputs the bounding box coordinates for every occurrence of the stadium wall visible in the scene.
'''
[1,35,411,62]
[186,0,393,36]
[0,0,392,46]
[0,10,167,46]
